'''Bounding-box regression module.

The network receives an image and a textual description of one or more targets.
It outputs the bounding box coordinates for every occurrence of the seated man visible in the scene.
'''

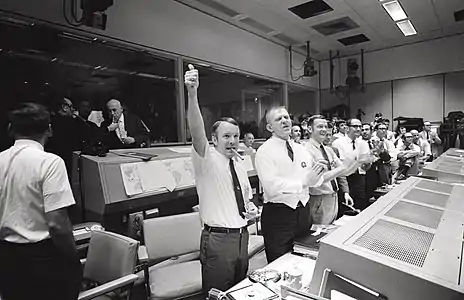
[239,132,256,155]
[395,132,421,180]
[101,99,149,149]
[411,129,431,172]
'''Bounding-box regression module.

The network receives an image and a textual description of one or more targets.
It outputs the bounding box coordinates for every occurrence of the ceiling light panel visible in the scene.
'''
[382,1,408,21]
[396,20,417,36]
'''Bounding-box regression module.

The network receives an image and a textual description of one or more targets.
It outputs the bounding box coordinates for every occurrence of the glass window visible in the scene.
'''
[288,84,318,123]
[183,62,283,140]
[0,19,178,151]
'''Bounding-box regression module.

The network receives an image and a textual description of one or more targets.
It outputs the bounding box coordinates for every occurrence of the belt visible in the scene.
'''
[312,192,338,197]
[204,224,247,234]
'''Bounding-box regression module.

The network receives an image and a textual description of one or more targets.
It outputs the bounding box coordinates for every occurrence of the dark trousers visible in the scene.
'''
[0,239,82,300]
[200,228,249,294]
[365,166,379,201]
[347,172,367,210]
[261,202,312,263]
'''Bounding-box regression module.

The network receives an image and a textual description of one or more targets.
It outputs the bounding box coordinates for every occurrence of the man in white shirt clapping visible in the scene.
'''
[255,107,326,262]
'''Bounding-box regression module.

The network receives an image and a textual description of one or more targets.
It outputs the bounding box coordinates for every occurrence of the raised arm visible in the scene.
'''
[185,64,208,157]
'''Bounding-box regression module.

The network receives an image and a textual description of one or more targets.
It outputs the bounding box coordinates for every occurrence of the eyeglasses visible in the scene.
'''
[349,125,362,128]
[378,128,387,130]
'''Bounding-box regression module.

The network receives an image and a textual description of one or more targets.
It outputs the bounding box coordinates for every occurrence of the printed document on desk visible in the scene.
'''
[121,161,176,196]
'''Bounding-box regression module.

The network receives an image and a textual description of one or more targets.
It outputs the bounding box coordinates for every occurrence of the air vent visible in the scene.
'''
[312,17,359,36]
[239,17,274,34]
[415,180,453,194]
[288,0,333,20]
[385,201,443,229]
[274,33,299,45]
[338,34,370,46]
[195,0,240,18]
[354,219,434,267]
[437,162,463,174]
[454,9,464,22]
[403,188,449,208]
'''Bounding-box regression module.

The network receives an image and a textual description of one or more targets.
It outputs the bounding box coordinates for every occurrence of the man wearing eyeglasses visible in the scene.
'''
[332,119,374,210]
[419,121,441,161]
[373,123,397,185]
[46,97,88,178]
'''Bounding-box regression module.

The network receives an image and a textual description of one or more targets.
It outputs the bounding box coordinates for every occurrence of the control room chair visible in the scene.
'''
[191,204,265,259]
[79,230,140,300]
[139,212,203,299]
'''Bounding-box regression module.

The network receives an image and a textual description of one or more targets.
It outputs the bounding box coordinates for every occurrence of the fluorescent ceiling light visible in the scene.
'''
[396,20,417,36]
[382,1,408,21]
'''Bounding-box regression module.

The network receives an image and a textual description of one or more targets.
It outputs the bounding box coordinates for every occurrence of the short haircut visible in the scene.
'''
[299,113,310,124]
[347,118,360,127]
[374,122,387,130]
[335,119,346,127]
[9,103,50,137]
[243,132,254,138]
[307,115,325,127]
[265,106,287,124]
[362,123,371,130]
[212,117,239,136]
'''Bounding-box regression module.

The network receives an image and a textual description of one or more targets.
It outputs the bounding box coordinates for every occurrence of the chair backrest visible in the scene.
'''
[83,230,139,284]
[143,212,202,260]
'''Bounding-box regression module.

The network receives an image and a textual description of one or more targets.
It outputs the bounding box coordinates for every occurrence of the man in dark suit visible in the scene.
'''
[101,99,149,149]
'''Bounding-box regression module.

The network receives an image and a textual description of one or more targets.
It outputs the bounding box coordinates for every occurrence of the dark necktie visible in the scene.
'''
[351,139,356,150]
[368,140,373,150]
[426,131,430,140]
[320,145,338,192]
[229,159,246,218]
[286,140,294,162]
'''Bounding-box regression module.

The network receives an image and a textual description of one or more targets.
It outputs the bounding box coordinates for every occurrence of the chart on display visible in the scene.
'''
[120,156,195,196]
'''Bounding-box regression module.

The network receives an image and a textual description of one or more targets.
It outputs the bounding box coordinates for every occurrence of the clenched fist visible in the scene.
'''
[184,64,199,94]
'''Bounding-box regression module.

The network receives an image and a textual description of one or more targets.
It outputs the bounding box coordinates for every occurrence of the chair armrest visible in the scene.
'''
[78,274,138,300]
[138,245,149,264]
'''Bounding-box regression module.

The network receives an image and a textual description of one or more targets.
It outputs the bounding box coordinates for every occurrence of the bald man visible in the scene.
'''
[101,99,149,149]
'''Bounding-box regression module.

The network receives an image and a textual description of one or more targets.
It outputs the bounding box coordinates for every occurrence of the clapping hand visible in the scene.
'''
[243,202,259,220]
[184,64,199,94]
[122,137,135,145]
[305,161,326,187]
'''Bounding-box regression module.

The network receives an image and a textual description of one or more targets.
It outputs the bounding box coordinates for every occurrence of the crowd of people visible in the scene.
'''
[186,65,443,294]
[0,63,443,299]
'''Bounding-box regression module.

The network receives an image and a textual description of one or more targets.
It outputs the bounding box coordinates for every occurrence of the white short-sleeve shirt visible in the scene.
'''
[0,139,76,243]
[191,143,251,228]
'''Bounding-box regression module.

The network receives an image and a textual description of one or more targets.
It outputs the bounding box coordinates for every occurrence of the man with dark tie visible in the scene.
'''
[332,119,373,210]
[304,115,359,224]
[101,99,149,149]
[255,107,326,263]
[419,121,441,160]
[185,64,258,294]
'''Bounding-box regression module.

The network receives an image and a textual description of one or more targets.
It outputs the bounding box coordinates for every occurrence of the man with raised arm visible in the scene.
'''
[185,64,258,294]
